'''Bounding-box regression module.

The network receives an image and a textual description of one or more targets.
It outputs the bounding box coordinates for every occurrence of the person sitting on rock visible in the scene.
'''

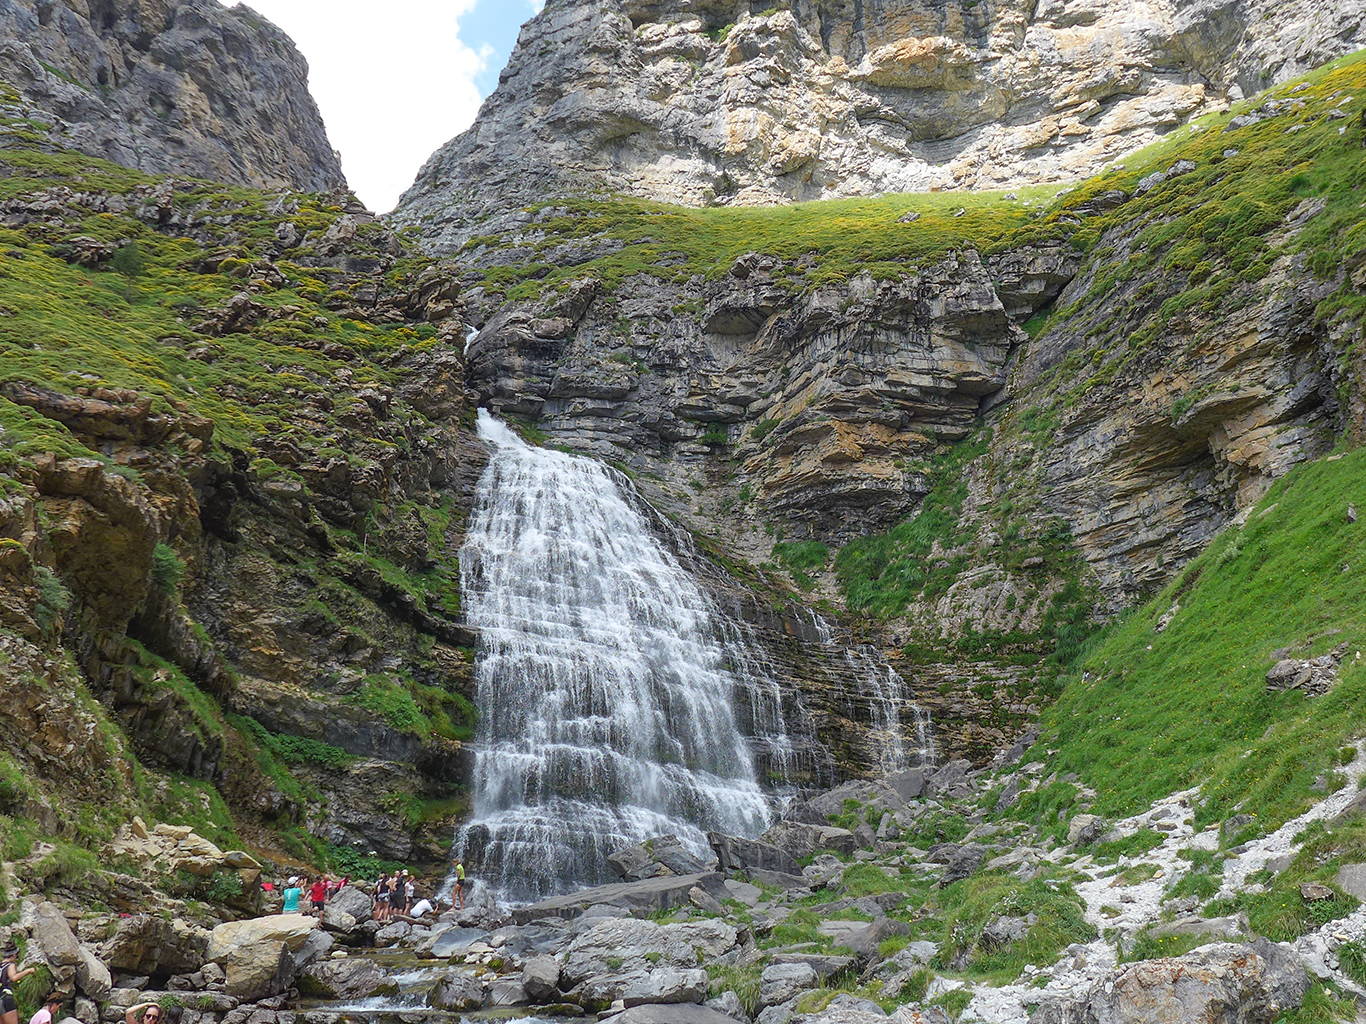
[27,992,62,1024]
[1,942,38,1024]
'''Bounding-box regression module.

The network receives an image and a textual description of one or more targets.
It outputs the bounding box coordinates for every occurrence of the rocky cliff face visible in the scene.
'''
[434,57,1366,764]
[394,0,1364,250]
[0,100,481,860]
[0,0,344,191]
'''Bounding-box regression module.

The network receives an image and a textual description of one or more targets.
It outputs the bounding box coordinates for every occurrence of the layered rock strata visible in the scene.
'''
[395,0,1365,250]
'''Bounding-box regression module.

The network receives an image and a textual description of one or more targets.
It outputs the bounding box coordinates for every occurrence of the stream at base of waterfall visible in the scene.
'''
[454,410,934,901]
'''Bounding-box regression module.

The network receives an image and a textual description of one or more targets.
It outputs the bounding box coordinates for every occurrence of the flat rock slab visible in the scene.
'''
[1338,863,1366,900]
[511,873,727,924]
[605,1003,744,1024]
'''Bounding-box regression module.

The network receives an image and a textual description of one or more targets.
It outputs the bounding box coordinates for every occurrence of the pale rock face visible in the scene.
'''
[394,0,1365,250]
[0,0,345,191]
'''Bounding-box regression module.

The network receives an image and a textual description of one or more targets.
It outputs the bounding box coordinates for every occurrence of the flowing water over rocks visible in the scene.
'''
[458,411,934,899]
[460,411,790,897]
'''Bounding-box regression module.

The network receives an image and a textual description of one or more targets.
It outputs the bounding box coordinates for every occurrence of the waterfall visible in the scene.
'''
[456,411,937,899]
[802,609,938,775]
[458,412,778,899]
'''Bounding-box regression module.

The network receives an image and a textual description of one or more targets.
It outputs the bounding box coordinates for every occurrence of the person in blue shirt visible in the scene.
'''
[282,876,304,914]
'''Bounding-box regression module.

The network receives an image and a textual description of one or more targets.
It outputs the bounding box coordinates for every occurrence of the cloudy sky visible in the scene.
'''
[226,0,542,213]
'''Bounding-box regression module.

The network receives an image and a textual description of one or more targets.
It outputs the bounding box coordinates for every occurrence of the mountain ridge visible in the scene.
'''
[392,0,1365,252]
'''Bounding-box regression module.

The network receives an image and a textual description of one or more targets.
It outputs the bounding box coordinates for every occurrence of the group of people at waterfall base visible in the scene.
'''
[0,859,470,1024]
[272,855,466,920]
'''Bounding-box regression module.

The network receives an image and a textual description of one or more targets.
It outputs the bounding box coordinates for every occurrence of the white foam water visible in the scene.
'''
[456,411,935,898]
[459,412,778,898]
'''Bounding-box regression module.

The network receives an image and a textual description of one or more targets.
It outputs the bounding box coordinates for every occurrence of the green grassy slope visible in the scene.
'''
[1041,447,1366,829]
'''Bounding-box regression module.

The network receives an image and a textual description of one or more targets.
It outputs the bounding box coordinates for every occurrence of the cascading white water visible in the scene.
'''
[457,411,939,899]
[458,411,779,898]
[800,609,939,774]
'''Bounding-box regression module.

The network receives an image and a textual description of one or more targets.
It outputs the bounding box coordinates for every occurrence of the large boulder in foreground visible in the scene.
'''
[223,939,293,1001]
[207,914,319,961]
[299,956,393,1000]
[1030,939,1310,1023]
[561,918,738,987]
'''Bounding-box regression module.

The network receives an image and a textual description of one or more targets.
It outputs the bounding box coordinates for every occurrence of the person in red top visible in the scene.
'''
[309,877,328,916]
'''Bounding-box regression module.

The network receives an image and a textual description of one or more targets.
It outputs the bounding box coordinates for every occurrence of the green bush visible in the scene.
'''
[109,241,145,278]
[201,871,244,902]
[31,565,70,633]
[150,542,185,593]
[18,841,97,890]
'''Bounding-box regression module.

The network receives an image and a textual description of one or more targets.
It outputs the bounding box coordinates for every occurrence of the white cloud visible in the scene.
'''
[227,0,489,213]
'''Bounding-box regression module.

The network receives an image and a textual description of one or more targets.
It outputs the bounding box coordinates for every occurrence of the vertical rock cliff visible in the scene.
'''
[0,0,345,191]
[394,0,1364,251]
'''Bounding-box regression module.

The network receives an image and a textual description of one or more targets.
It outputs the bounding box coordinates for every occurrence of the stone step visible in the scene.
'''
[509,873,728,925]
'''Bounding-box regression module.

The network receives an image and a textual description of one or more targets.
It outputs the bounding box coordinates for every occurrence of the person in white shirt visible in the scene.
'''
[409,897,435,918]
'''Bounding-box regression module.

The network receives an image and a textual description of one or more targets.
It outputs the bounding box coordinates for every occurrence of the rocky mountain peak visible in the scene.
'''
[394,0,1364,251]
[0,0,345,192]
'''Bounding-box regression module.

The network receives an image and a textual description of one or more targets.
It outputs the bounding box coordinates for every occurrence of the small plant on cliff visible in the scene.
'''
[150,542,185,593]
[30,564,70,634]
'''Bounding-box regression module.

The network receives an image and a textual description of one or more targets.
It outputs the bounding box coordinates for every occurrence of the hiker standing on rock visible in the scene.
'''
[281,876,303,914]
[451,856,465,910]
[374,873,390,922]
[309,875,328,917]
[1,941,37,1024]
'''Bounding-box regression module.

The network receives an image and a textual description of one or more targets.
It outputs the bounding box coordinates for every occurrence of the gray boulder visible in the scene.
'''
[521,955,561,1002]
[610,1004,748,1024]
[760,962,818,1009]
[299,957,391,1000]
[817,918,909,960]
[373,921,411,946]
[487,978,529,1006]
[926,760,973,798]
[429,972,484,1011]
[327,885,373,922]
[562,918,738,986]
[980,916,1031,949]
[1067,814,1107,847]
[31,902,83,968]
[710,833,802,877]
[886,769,926,802]
[707,990,750,1020]
[223,939,293,1001]
[1029,938,1309,1023]
[294,929,335,971]
[609,835,712,881]
[622,967,710,1006]
[1337,863,1366,900]
[75,945,112,1001]
[936,844,987,885]
[764,822,856,860]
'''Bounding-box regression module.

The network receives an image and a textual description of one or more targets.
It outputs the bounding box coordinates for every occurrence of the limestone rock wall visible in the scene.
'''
[394,0,1364,250]
[0,0,345,191]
